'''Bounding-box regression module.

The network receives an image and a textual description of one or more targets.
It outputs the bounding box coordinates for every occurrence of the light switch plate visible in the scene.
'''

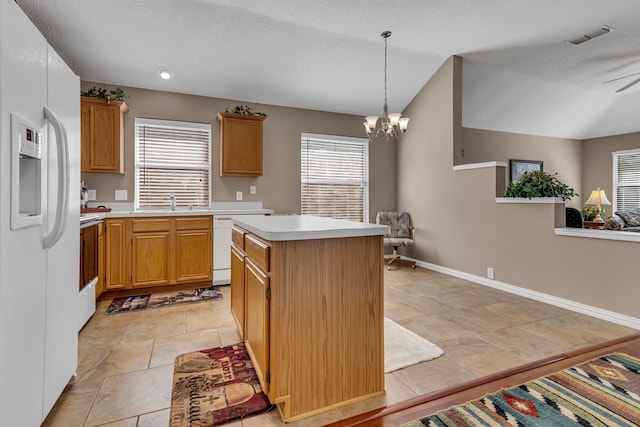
[236,191,243,201]
[87,189,96,200]
[115,189,128,200]
[249,185,256,195]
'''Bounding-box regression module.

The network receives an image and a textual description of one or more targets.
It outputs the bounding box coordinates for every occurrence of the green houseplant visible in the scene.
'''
[581,205,607,221]
[81,85,128,102]
[504,170,577,201]
[225,105,267,117]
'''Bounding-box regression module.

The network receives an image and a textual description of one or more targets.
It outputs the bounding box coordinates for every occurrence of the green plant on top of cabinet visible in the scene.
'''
[217,112,266,177]
[81,96,128,174]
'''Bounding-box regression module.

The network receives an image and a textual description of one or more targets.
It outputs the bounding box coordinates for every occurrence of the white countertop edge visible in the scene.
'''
[453,161,508,171]
[106,209,273,218]
[554,227,640,242]
[233,215,390,241]
[496,197,565,204]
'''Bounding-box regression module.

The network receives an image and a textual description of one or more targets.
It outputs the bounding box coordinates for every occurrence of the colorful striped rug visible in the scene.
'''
[403,352,640,426]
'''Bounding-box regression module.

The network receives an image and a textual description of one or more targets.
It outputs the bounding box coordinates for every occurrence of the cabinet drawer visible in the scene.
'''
[245,234,270,272]
[131,218,171,233]
[176,216,211,231]
[232,226,246,250]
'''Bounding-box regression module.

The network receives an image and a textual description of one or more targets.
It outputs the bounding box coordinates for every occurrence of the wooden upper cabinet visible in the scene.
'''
[81,96,128,174]
[217,112,265,177]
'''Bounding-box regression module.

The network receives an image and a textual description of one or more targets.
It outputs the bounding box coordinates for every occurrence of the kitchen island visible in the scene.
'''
[230,215,389,422]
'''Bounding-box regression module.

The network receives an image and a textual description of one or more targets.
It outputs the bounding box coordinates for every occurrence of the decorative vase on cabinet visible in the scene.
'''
[81,96,128,174]
[217,112,265,177]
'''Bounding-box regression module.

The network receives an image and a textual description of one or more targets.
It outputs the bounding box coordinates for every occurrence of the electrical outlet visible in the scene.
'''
[87,189,96,200]
[249,185,256,195]
[115,189,127,200]
[487,267,495,279]
[236,191,243,201]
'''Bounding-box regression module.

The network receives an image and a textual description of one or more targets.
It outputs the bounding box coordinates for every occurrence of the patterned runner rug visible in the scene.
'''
[169,342,271,426]
[403,352,640,426]
[105,286,222,314]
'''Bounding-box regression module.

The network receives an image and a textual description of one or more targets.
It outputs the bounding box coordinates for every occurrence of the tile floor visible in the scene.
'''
[42,267,636,427]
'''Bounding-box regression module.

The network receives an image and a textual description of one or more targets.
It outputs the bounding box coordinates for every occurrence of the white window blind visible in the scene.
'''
[613,148,640,212]
[135,118,211,210]
[301,133,369,222]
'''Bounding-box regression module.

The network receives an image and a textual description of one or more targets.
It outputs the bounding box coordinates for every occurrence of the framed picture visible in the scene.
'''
[510,159,543,183]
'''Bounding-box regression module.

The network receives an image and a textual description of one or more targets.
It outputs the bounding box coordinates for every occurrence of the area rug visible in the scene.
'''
[385,317,444,373]
[105,286,222,314]
[402,352,640,426]
[169,342,272,426]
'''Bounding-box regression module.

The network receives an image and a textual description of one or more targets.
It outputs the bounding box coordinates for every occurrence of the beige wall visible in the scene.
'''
[461,128,583,208]
[80,82,396,221]
[397,56,640,319]
[583,132,640,214]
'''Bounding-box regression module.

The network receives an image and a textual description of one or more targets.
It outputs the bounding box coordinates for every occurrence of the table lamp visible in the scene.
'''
[585,187,611,222]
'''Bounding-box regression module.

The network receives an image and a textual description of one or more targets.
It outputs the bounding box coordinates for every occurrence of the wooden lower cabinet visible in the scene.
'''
[244,257,270,393]
[231,226,385,422]
[176,217,212,283]
[104,216,212,291]
[96,222,104,299]
[105,218,128,290]
[230,243,246,335]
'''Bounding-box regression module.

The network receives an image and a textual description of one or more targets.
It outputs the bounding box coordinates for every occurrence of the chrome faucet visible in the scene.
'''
[170,192,176,211]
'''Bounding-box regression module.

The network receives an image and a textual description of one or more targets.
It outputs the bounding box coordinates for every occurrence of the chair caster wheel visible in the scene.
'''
[387,266,391,271]
[411,265,416,269]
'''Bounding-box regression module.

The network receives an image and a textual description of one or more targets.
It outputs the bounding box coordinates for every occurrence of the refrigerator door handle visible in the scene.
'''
[42,105,69,249]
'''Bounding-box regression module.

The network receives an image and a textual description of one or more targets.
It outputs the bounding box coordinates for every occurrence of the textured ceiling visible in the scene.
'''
[15,0,640,139]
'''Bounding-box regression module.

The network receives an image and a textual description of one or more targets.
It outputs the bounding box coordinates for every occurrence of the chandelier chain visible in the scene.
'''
[384,33,388,108]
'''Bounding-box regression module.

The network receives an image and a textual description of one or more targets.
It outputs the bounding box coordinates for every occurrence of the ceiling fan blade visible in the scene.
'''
[603,71,640,84]
[616,76,640,92]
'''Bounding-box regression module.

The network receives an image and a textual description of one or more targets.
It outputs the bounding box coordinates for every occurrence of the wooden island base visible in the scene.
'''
[230,215,389,422]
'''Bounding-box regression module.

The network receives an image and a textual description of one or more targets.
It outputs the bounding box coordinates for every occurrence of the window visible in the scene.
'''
[135,118,211,210]
[301,133,369,222]
[613,148,640,212]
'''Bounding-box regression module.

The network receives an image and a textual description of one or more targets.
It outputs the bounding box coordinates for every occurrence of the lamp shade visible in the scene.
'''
[585,188,611,205]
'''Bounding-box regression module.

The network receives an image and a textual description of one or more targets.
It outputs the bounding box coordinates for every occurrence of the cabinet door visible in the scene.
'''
[80,97,127,173]
[230,244,245,337]
[131,232,170,287]
[105,219,128,290]
[96,223,104,299]
[175,228,212,283]
[218,113,265,177]
[245,258,270,393]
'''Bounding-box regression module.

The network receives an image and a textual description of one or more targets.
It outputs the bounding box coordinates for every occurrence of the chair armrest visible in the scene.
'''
[410,226,415,241]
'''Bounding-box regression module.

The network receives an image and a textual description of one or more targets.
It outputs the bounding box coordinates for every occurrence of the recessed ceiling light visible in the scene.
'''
[157,67,173,80]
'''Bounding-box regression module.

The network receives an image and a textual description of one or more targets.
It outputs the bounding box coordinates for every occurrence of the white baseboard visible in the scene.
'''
[402,258,640,330]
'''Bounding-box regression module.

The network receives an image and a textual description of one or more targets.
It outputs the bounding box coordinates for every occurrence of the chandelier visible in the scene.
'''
[364,31,410,142]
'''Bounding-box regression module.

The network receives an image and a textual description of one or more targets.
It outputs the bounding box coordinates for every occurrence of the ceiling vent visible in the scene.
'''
[568,25,613,45]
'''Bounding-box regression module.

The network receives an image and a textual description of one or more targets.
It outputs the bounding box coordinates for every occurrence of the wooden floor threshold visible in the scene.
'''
[326,331,640,427]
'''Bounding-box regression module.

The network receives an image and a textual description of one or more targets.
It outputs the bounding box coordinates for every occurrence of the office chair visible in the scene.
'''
[376,212,416,270]
[566,207,583,228]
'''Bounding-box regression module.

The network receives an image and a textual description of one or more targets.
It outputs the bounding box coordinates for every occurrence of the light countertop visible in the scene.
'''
[97,201,273,218]
[105,208,272,218]
[232,215,390,241]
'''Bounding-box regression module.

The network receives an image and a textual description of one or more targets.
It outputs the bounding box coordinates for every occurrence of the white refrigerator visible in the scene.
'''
[0,1,80,425]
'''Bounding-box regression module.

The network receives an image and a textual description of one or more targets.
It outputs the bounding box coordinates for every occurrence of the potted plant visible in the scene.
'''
[504,170,577,201]
[81,86,128,103]
[225,105,267,117]
[581,205,601,221]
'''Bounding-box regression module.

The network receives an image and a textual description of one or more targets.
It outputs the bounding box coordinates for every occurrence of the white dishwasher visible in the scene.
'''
[213,216,233,285]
